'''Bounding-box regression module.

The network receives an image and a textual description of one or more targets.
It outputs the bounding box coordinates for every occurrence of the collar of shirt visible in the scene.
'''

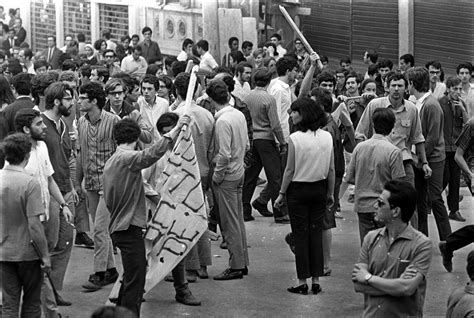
[371,133,389,142]
[377,224,417,242]
[415,92,431,110]
[2,164,25,172]
[85,110,104,125]
[16,95,32,100]
[214,105,233,120]
[229,96,235,107]
[255,87,267,92]
[380,96,407,113]
[42,112,65,134]
[271,78,289,90]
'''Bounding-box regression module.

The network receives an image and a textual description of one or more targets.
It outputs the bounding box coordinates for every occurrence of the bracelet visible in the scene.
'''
[422,162,428,166]
[59,202,68,210]
[279,191,286,195]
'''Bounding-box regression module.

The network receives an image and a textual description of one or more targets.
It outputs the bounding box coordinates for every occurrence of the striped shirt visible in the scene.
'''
[77,110,119,191]
[243,87,285,144]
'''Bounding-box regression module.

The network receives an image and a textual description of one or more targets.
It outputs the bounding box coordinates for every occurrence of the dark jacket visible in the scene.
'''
[42,47,62,69]
[15,27,27,46]
[41,114,72,193]
[439,96,468,152]
[419,94,446,163]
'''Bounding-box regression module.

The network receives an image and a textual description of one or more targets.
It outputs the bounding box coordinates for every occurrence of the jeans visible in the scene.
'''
[415,160,452,241]
[111,226,146,318]
[86,190,115,272]
[287,180,327,279]
[213,177,249,269]
[442,152,461,213]
[1,260,43,318]
[242,139,283,218]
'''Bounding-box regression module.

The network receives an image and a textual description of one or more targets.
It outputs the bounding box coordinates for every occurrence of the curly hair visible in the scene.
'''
[1,133,32,165]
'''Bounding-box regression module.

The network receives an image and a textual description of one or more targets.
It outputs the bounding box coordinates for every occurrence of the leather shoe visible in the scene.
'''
[287,284,308,295]
[449,211,466,222]
[197,267,209,279]
[242,266,248,275]
[56,294,72,306]
[214,268,243,280]
[439,241,453,272]
[311,283,322,294]
[252,200,273,217]
[244,214,255,222]
[275,216,291,224]
[175,289,201,306]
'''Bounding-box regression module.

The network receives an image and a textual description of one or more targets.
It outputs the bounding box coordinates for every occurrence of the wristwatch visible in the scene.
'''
[59,202,68,211]
[364,273,373,284]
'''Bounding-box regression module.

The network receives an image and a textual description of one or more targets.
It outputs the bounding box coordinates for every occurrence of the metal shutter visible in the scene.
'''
[414,0,474,75]
[30,1,56,52]
[64,0,92,43]
[351,0,399,62]
[300,0,351,60]
[99,4,129,42]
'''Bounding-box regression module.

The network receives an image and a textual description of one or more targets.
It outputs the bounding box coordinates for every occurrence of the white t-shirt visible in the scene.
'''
[199,51,218,72]
[24,141,54,219]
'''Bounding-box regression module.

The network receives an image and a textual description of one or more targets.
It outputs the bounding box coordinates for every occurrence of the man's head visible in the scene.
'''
[112,72,140,102]
[425,60,442,84]
[213,73,235,94]
[196,40,209,55]
[64,35,73,47]
[375,179,417,224]
[316,71,336,95]
[47,36,56,49]
[13,17,22,31]
[446,76,463,101]
[310,87,333,113]
[340,57,352,71]
[241,41,253,57]
[102,29,112,40]
[399,54,414,72]
[132,46,142,61]
[236,62,252,83]
[206,79,229,106]
[253,67,273,88]
[14,108,46,140]
[31,73,56,104]
[456,62,472,85]
[103,49,116,65]
[18,48,33,64]
[77,33,86,43]
[44,82,74,117]
[113,119,141,145]
[11,73,32,96]
[121,35,131,47]
[105,78,125,109]
[405,67,429,94]
[174,72,197,100]
[34,60,49,74]
[7,27,15,39]
[156,112,179,136]
[344,71,360,96]
[90,66,110,84]
[377,59,393,79]
[270,33,282,46]
[131,34,140,47]
[59,70,78,91]
[142,26,152,41]
[275,56,298,83]
[364,50,378,65]
[140,75,159,104]
[2,133,32,165]
[386,72,407,101]
[228,37,239,51]
[78,81,106,112]
[373,108,395,136]
[182,38,194,53]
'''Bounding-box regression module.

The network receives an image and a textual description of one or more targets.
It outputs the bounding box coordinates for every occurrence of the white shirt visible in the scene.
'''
[291,129,333,182]
[199,51,218,72]
[415,92,431,112]
[276,44,287,59]
[268,78,292,142]
[24,141,54,219]
[431,82,446,100]
[137,95,169,145]
[460,83,474,118]
[232,77,251,101]
[121,55,148,75]
[177,50,188,62]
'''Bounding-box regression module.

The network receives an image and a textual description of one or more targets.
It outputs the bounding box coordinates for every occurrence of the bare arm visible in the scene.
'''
[455,147,472,178]
[298,52,320,98]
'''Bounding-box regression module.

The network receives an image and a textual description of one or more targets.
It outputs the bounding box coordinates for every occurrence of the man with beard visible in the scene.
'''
[232,62,252,101]
[41,83,79,306]
[14,108,74,317]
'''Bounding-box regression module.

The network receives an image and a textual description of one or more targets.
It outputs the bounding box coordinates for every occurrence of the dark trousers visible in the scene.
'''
[442,152,461,213]
[415,160,452,241]
[445,225,474,255]
[1,260,43,318]
[111,226,146,318]
[287,180,327,279]
[242,139,283,218]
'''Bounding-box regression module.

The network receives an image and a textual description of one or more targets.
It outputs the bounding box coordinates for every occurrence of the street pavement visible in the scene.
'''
[57,187,472,318]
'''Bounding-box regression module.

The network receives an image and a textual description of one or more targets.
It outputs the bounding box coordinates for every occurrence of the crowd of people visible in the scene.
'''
[0,12,473,318]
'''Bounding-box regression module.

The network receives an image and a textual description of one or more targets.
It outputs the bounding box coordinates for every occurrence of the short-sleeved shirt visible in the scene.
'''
[355,96,425,161]
[0,165,43,261]
[24,140,54,219]
[346,134,405,213]
[77,110,119,191]
[199,51,218,72]
[358,225,432,317]
[455,118,474,173]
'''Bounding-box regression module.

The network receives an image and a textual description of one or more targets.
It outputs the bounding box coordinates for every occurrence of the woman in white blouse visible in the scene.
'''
[275,97,335,295]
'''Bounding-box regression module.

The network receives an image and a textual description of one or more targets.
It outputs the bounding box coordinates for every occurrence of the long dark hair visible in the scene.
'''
[290,97,327,132]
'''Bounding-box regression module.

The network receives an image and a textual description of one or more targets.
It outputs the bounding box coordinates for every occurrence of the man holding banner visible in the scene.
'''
[103,116,190,317]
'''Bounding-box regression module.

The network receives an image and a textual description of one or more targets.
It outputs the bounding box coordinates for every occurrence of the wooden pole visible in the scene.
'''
[184,65,200,116]
[278,5,314,54]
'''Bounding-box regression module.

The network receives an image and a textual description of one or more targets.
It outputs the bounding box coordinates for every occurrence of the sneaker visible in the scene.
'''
[82,274,103,292]
[347,194,355,203]
[439,241,453,272]
[103,269,119,286]
[251,200,273,217]
[75,232,94,249]
[449,211,466,222]
[175,288,201,306]
[213,268,243,280]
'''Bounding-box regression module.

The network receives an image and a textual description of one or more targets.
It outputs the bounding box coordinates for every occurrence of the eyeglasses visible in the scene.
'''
[429,71,441,75]
[105,55,115,59]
